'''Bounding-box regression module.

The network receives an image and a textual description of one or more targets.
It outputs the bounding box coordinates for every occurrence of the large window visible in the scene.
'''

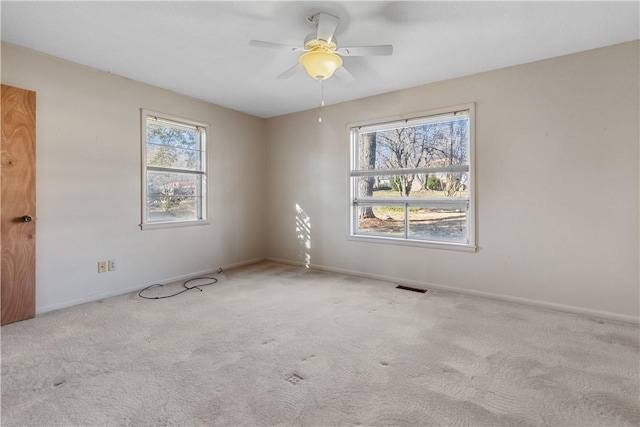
[349,104,475,250]
[141,110,208,229]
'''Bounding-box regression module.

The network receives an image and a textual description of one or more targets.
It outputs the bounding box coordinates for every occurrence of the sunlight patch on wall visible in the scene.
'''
[295,204,311,268]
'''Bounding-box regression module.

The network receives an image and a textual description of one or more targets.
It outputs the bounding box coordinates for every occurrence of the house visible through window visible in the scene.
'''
[349,104,475,250]
[141,110,208,229]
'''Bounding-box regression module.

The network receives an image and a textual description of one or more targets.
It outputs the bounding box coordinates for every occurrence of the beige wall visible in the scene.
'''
[265,41,640,322]
[2,40,638,322]
[1,43,266,313]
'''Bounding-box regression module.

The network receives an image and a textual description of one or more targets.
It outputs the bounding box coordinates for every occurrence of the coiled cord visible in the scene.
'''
[138,268,222,300]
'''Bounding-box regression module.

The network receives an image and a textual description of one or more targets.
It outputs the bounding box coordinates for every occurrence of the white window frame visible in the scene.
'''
[140,109,209,230]
[348,103,476,252]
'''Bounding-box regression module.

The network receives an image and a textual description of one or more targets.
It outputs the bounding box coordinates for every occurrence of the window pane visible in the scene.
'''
[146,121,203,171]
[356,173,469,199]
[431,172,469,198]
[146,171,201,222]
[356,116,469,171]
[147,122,200,150]
[407,207,467,243]
[146,143,202,170]
[355,205,405,238]
[420,118,469,168]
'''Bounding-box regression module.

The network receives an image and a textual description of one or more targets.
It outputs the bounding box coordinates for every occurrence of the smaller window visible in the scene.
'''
[349,104,475,250]
[140,110,208,230]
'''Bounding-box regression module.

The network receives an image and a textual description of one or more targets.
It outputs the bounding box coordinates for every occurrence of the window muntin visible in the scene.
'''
[141,110,208,229]
[350,105,474,249]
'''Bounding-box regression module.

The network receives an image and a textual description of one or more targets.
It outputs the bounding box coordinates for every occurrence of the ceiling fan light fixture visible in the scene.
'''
[299,49,343,81]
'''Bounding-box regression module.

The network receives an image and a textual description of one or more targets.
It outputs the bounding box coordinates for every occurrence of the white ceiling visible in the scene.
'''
[1,1,638,118]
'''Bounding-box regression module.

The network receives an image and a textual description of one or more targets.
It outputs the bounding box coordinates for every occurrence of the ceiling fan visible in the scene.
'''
[249,12,393,83]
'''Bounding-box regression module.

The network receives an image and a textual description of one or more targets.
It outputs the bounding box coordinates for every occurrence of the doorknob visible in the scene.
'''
[21,215,33,223]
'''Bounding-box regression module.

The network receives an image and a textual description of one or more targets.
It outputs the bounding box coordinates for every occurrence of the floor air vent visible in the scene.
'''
[396,285,427,293]
[285,373,304,384]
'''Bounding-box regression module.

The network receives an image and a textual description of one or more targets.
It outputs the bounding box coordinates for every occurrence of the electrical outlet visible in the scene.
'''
[98,261,107,273]
[108,259,116,271]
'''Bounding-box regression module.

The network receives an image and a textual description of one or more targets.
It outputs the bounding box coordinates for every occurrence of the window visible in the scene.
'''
[141,110,208,229]
[349,104,475,250]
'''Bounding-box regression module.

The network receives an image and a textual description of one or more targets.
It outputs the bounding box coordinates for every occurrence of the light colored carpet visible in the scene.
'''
[1,261,639,426]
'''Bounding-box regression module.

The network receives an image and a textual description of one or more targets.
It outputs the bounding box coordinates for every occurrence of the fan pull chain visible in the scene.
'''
[318,79,325,123]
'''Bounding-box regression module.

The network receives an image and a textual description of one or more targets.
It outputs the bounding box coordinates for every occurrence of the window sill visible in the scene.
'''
[140,220,210,230]
[348,234,476,252]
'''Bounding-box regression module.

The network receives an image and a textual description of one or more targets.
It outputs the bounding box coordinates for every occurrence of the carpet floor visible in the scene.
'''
[1,261,639,426]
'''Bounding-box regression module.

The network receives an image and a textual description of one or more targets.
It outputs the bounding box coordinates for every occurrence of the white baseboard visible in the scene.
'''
[36,257,266,315]
[265,257,640,325]
[221,257,266,270]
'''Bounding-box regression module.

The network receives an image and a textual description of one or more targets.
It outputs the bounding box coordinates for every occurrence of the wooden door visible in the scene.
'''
[1,84,36,325]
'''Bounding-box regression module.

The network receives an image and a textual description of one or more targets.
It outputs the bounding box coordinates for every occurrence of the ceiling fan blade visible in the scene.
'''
[315,12,339,43]
[249,40,306,52]
[277,63,303,79]
[337,45,393,56]
[334,66,355,84]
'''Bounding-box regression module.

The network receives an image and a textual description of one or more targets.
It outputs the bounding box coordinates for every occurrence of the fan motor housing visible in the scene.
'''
[304,33,337,51]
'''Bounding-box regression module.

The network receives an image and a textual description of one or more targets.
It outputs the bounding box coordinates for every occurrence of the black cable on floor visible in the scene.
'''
[138,268,223,300]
